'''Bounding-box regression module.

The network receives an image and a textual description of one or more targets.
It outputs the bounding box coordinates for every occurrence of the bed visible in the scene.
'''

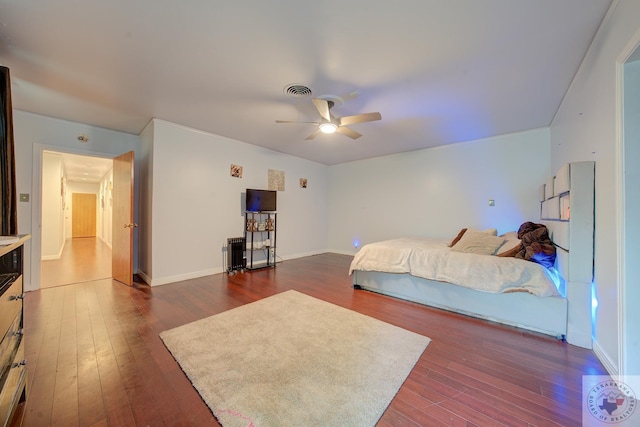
[350,161,595,349]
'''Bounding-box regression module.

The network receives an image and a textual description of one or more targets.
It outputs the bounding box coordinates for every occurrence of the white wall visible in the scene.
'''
[622,58,640,376]
[13,110,140,290]
[549,0,640,374]
[18,109,553,289]
[140,119,329,285]
[98,170,114,247]
[41,151,64,259]
[328,128,551,253]
[138,121,154,282]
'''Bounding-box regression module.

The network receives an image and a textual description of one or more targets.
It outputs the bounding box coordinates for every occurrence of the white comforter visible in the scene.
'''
[348,237,560,297]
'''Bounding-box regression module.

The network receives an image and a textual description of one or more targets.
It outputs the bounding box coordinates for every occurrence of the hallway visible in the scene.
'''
[40,237,111,288]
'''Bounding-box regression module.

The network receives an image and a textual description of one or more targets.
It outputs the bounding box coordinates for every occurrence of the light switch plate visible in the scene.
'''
[488,199,495,206]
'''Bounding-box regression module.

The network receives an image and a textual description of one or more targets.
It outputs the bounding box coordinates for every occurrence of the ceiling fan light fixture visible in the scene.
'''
[319,123,337,134]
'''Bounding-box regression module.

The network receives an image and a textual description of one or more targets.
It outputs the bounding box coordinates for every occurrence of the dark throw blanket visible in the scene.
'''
[515,221,556,268]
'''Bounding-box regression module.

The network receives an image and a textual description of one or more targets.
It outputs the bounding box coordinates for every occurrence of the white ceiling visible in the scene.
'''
[52,151,112,184]
[1,1,612,166]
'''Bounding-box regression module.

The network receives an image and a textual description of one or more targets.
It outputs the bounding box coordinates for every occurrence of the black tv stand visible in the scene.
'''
[244,211,276,270]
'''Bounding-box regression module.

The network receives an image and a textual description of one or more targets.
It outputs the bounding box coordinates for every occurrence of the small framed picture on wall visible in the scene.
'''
[230,164,243,178]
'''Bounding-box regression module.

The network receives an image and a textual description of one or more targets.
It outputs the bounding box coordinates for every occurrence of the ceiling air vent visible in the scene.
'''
[283,84,312,97]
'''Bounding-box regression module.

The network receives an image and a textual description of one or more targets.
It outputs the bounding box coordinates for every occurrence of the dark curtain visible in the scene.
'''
[0,66,18,235]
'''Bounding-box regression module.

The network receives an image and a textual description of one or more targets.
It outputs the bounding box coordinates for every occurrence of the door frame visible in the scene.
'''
[31,143,115,291]
[615,29,640,378]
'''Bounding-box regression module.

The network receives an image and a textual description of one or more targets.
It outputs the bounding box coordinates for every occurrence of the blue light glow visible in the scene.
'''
[591,282,598,338]
[353,239,360,249]
[545,266,566,297]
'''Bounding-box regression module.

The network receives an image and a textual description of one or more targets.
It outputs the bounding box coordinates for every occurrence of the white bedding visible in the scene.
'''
[349,237,560,297]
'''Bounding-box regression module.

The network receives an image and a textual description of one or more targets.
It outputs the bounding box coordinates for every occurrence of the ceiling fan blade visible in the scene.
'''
[305,129,323,140]
[336,126,362,140]
[339,112,382,126]
[312,98,332,121]
[340,90,360,101]
[276,120,320,124]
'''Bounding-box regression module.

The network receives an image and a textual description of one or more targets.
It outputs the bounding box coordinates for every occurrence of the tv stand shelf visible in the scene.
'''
[244,211,276,270]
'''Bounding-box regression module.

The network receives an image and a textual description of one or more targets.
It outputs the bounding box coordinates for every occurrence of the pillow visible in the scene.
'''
[450,232,505,255]
[449,228,468,247]
[449,227,498,247]
[474,227,498,236]
[496,231,522,257]
[497,243,521,257]
[499,231,518,240]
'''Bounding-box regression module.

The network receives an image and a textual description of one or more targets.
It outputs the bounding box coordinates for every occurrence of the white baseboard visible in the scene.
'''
[593,338,618,377]
[279,250,327,260]
[148,267,223,286]
[327,249,357,256]
[24,281,37,292]
[41,243,64,261]
[137,270,151,285]
[140,251,332,286]
[98,235,112,249]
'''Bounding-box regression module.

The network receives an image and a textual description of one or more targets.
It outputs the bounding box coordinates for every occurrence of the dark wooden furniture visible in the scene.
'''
[0,235,29,427]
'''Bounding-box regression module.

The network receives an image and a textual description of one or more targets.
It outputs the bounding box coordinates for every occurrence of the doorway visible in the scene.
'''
[40,150,114,288]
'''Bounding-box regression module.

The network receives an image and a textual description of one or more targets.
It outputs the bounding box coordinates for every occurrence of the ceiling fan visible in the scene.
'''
[276,97,381,140]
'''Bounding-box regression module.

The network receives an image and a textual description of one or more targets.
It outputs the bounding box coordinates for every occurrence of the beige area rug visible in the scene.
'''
[159,290,431,427]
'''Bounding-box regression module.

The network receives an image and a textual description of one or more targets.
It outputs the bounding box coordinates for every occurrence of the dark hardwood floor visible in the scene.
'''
[20,253,607,426]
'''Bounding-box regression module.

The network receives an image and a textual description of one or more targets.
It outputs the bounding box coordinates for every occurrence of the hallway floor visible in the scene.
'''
[40,237,111,288]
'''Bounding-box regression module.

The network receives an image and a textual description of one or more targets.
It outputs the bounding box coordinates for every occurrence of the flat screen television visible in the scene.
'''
[246,189,276,212]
